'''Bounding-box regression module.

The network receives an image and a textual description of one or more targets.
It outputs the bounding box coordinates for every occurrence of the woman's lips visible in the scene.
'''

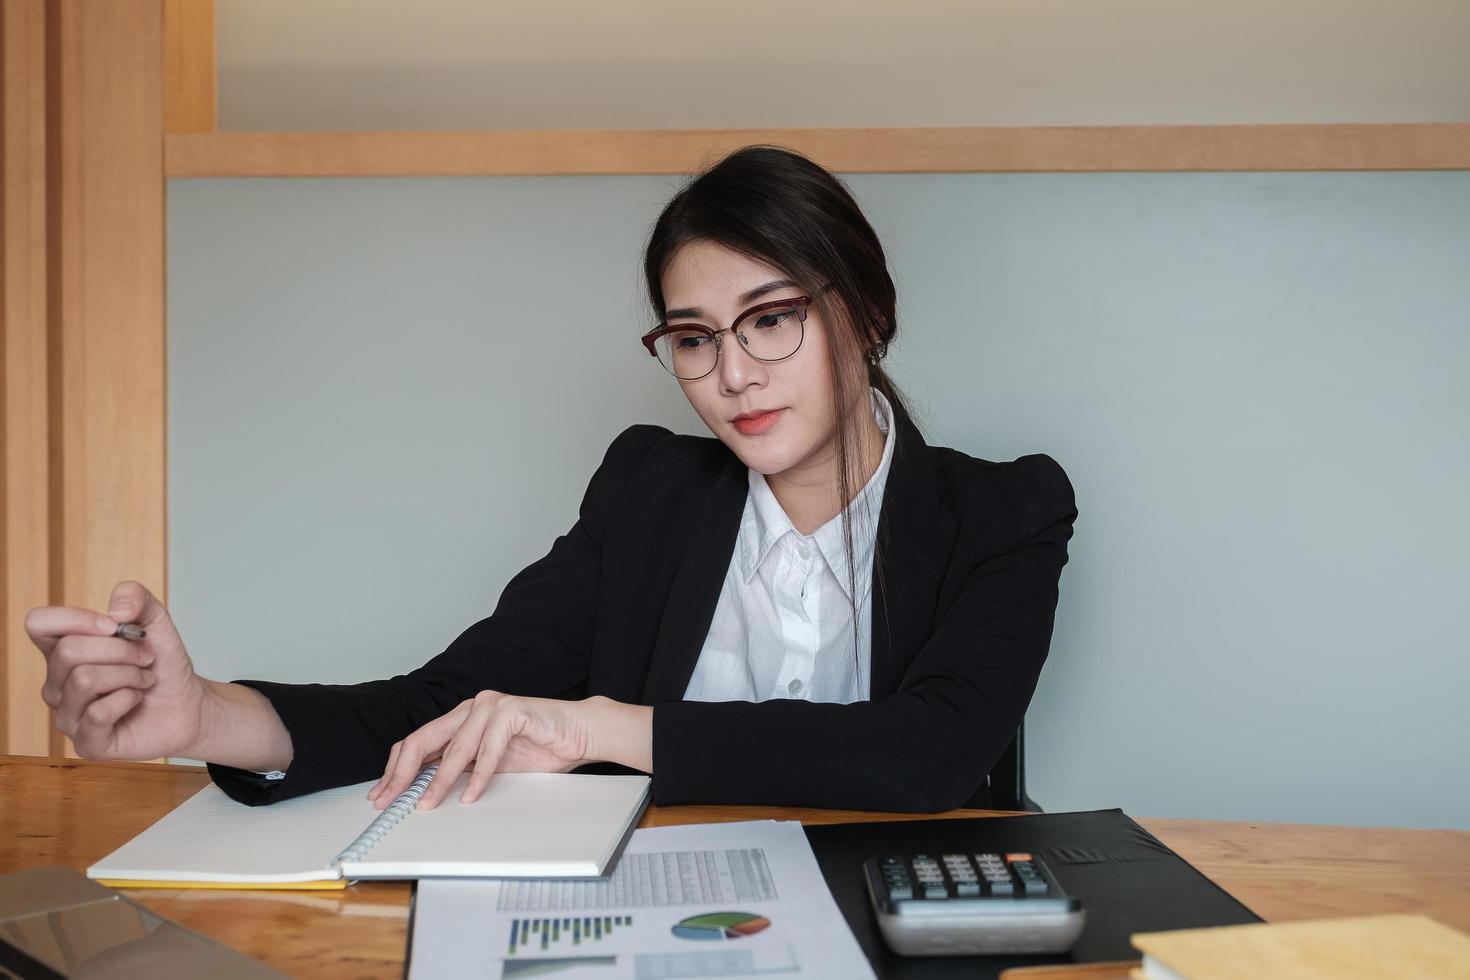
[732,409,785,436]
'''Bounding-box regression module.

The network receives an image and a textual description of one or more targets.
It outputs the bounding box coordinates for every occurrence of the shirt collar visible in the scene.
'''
[737,387,897,603]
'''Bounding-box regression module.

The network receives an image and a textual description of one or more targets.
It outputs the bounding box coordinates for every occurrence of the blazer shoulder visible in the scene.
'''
[603,423,672,462]
[930,446,1077,544]
[599,423,736,491]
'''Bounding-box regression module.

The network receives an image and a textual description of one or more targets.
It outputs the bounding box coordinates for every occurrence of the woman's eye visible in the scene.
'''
[755,310,793,329]
[673,333,709,350]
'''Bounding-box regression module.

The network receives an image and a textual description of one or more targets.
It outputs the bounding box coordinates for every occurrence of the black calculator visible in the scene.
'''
[862,851,1085,956]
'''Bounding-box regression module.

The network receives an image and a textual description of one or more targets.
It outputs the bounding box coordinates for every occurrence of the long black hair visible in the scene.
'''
[643,144,917,674]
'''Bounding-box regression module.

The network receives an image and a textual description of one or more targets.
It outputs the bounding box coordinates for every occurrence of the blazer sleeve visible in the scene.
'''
[650,453,1077,812]
[207,424,666,805]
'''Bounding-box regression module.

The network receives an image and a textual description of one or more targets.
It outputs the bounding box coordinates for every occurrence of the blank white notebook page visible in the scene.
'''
[89,781,379,883]
[350,772,649,877]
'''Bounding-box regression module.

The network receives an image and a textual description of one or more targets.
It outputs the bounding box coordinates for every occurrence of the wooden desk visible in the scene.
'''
[4,755,1468,978]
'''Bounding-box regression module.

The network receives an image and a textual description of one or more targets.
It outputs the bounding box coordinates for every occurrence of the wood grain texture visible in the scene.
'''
[1136,817,1470,935]
[164,123,1470,177]
[4,756,1469,979]
[163,0,214,133]
[2,0,53,758]
[48,0,167,756]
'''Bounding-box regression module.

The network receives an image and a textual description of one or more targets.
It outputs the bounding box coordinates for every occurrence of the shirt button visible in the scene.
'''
[788,678,803,696]
[796,540,810,559]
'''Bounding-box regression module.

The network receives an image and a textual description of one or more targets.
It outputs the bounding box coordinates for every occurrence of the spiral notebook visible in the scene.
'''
[87,766,650,890]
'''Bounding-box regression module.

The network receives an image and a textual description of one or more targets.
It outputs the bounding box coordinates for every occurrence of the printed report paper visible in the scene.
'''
[408,819,875,980]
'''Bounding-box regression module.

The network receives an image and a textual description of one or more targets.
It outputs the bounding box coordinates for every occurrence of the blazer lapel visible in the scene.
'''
[868,409,947,698]
[640,454,748,703]
[639,407,947,705]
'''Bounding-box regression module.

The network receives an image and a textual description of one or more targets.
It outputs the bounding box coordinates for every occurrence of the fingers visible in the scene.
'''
[54,663,156,736]
[371,702,470,810]
[461,711,517,805]
[29,581,183,699]
[24,606,124,657]
[41,634,154,710]
[419,692,516,811]
[417,697,494,811]
[71,687,144,759]
[106,580,165,628]
[367,740,403,802]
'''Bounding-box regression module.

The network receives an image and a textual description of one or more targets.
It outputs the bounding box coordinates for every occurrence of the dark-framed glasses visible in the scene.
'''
[640,295,812,381]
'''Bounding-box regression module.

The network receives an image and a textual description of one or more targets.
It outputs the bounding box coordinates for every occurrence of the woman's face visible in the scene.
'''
[661,240,849,479]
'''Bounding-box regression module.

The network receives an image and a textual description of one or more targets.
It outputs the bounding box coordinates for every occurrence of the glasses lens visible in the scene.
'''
[737,303,805,361]
[655,328,717,380]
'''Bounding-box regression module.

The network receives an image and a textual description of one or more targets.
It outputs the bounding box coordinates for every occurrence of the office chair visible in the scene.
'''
[987,723,1040,812]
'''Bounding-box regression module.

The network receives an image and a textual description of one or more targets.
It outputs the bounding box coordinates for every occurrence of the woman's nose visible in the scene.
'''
[718,331,765,393]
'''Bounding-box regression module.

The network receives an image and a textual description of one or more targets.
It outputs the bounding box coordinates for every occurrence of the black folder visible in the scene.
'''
[804,809,1260,979]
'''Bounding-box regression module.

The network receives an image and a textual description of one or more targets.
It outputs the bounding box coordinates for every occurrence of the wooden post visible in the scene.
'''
[164,0,215,133]
[0,0,168,757]
[2,0,52,756]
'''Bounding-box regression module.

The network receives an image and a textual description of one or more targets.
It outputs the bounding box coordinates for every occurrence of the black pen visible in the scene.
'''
[114,624,146,641]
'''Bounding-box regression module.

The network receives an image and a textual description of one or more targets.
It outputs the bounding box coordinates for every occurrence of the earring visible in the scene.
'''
[867,341,888,365]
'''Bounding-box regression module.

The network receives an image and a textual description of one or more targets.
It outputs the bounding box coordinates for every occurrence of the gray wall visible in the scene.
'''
[167,173,1470,829]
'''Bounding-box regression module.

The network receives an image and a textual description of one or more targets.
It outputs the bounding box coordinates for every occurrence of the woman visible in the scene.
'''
[26,146,1076,814]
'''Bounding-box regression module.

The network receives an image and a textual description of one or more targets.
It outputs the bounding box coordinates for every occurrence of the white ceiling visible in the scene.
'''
[217,0,1470,131]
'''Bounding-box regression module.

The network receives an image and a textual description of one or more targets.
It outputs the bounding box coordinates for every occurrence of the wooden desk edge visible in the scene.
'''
[0,754,1030,826]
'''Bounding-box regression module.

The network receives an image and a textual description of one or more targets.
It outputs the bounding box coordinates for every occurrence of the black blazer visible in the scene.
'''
[209,407,1077,812]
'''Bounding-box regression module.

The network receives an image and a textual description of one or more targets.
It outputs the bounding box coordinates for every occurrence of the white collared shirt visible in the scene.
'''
[683,388,897,704]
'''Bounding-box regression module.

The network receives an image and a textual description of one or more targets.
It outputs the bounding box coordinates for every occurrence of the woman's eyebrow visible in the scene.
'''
[663,279,801,320]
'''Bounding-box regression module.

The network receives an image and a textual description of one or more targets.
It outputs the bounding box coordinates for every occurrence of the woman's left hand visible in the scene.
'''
[367,692,651,810]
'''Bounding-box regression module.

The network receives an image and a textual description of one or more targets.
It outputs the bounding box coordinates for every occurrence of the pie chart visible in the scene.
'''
[671,911,772,941]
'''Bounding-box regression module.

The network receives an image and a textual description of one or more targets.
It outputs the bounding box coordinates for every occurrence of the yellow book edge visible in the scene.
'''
[95,877,349,891]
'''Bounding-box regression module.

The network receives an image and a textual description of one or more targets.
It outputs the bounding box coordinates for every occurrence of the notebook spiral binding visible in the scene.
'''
[333,764,439,866]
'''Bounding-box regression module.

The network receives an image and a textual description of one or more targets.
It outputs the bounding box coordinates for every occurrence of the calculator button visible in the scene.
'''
[1010,861,1048,895]
[887,884,913,901]
[987,879,1015,896]
[923,884,948,899]
[955,882,980,897]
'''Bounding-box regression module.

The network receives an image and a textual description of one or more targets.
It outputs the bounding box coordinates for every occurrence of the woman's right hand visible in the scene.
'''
[25,581,210,761]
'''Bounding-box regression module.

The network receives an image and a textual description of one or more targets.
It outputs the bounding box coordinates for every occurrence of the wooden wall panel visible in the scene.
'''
[1,0,167,757]
[2,0,51,756]
[164,123,1470,177]
[164,0,214,133]
[51,0,167,755]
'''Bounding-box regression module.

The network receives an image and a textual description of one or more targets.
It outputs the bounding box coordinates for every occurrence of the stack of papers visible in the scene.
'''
[409,820,874,979]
